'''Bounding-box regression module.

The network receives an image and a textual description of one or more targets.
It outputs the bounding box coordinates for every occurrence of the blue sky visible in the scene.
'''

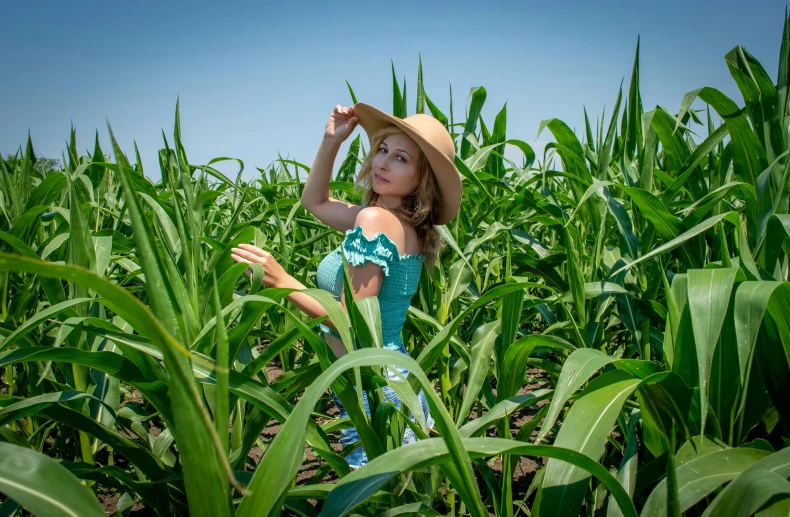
[1,0,786,180]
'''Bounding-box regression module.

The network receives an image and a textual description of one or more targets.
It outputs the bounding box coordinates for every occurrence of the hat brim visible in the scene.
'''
[353,102,462,225]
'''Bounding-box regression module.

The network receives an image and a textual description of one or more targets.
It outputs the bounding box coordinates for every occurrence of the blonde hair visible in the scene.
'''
[355,125,444,268]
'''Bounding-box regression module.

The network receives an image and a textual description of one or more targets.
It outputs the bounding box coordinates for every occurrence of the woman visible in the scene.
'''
[231,103,462,468]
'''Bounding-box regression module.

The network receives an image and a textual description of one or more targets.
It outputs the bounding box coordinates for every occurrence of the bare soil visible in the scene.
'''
[18,352,551,516]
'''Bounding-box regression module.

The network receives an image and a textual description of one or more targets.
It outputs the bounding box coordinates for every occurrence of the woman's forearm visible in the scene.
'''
[279,276,349,358]
[279,276,340,332]
[301,136,342,208]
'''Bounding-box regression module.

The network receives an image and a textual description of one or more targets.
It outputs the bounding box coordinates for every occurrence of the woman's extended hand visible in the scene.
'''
[325,105,359,143]
[230,244,293,289]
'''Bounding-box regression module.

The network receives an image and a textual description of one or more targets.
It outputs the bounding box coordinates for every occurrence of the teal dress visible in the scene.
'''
[316,224,425,346]
[315,224,433,468]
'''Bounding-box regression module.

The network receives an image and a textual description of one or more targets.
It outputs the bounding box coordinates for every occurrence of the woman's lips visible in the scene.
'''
[374,173,390,183]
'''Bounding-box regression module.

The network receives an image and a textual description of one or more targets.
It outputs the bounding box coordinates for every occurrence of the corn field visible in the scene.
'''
[1,14,790,517]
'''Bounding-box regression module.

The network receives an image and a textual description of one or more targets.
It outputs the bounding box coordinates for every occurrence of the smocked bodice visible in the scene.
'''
[315,225,424,348]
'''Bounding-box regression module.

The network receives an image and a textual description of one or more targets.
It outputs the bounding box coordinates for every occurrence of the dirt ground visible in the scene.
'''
[89,362,550,516]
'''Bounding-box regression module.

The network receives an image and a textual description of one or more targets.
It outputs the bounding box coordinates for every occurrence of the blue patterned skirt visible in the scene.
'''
[326,340,435,469]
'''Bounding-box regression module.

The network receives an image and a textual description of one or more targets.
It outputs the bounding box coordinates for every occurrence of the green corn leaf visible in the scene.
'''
[0,390,115,428]
[759,285,790,435]
[702,469,790,517]
[641,446,771,516]
[499,334,574,404]
[563,226,587,328]
[460,86,486,160]
[0,442,105,517]
[237,348,487,517]
[456,320,499,426]
[414,282,548,391]
[624,38,643,161]
[536,348,615,443]
[0,396,168,482]
[536,369,641,517]
[391,61,405,119]
[440,258,472,321]
[211,271,230,457]
[0,347,170,421]
[460,390,553,438]
[611,212,739,276]
[725,46,783,161]
[0,250,233,516]
[597,83,623,181]
[687,268,739,435]
[606,410,641,517]
[0,297,93,352]
[320,437,637,517]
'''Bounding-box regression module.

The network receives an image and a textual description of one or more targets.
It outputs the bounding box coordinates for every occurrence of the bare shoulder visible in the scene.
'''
[353,207,406,251]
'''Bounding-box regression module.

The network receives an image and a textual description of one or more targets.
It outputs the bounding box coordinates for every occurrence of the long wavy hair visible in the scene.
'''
[355,125,444,268]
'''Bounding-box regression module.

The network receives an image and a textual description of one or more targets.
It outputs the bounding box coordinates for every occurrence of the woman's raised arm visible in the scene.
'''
[301,105,363,232]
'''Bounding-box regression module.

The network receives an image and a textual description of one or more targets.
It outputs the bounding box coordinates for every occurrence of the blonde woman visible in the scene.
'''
[231,103,462,468]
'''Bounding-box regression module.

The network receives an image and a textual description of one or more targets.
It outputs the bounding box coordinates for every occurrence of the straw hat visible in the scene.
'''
[353,102,462,225]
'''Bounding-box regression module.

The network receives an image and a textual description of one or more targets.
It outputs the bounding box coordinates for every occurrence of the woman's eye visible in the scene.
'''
[398,156,406,162]
[379,147,387,153]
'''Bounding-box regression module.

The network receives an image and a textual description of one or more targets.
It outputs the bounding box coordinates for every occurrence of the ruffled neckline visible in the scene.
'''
[344,225,425,261]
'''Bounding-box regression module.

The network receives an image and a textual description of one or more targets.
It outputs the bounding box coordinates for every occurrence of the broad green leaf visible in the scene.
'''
[440,258,472,321]
[559,282,630,303]
[456,320,499,426]
[0,399,168,482]
[536,370,641,517]
[611,212,739,276]
[764,214,790,274]
[236,348,487,517]
[563,226,587,327]
[536,348,614,443]
[463,222,510,255]
[460,86,486,160]
[607,410,641,517]
[301,288,354,353]
[0,442,105,517]
[0,250,232,516]
[621,187,683,240]
[702,469,790,517]
[687,268,738,434]
[499,334,574,403]
[734,282,784,384]
[0,390,115,428]
[756,497,790,517]
[354,296,383,350]
[762,284,790,434]
[320,437,637,517]
[641,447,771,516]
[460,390,553,438]
[414,282,549,392]
[0,297,93,352]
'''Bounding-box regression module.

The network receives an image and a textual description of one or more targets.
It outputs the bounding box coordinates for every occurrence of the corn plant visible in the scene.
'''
[1,13,790,517]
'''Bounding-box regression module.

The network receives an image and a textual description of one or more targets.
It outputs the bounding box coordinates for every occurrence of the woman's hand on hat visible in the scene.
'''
[230,244,292,289]
[325,105,359,143]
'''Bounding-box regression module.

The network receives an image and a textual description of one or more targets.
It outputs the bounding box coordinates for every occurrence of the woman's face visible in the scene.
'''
[371,133,421,198]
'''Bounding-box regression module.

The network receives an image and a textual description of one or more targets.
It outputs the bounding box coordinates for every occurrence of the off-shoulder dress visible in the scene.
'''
[316,224,434,468]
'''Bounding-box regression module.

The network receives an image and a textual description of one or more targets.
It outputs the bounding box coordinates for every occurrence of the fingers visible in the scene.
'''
[230,253,252,265]
[229,254,253,277]
[229,251,255,279]
[231,249,260,265]
[236,243,270,258]
[332,105,355,119]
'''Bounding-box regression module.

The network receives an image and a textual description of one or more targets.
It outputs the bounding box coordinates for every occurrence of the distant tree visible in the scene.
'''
[3,153,61,173]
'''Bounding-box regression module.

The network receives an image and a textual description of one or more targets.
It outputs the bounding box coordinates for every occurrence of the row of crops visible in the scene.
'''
[2,14,790,517]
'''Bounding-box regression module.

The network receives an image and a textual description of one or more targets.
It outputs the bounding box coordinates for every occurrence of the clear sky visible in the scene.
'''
[1,0,786,181]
